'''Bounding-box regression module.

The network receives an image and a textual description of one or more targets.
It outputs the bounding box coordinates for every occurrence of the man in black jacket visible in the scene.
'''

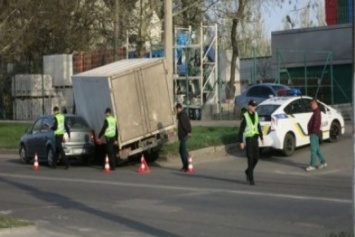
[176,103,192,171]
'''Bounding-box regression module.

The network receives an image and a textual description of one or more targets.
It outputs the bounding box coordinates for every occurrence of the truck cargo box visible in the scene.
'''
[72,58,175,156]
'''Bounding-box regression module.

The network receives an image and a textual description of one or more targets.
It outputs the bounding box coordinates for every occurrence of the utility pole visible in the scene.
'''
[114,0,120,61]
[352,0,355,233]
[165,0,174,109]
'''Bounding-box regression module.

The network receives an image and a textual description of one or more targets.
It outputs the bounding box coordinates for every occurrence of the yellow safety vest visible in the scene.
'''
[243,112,259,138]
[105,116,116,138]
[54,113,65,135]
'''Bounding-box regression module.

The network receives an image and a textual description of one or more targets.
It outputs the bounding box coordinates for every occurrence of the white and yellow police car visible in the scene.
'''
[256,91,345,156]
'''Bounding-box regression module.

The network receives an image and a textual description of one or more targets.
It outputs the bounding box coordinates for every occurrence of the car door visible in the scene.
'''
[27,118,43,157]
[37,116,54,157]
[284,99,311,146]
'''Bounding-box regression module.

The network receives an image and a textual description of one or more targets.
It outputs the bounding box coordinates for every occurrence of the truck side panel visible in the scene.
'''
[72,77,112,136]
[111,71,148,142]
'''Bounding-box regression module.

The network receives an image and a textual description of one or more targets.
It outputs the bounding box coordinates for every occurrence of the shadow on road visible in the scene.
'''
[174,172,247,185]
[0,177,183,237]
[259,149,306,170]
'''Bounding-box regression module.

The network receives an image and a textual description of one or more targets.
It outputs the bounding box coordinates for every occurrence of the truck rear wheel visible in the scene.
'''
[144,149,160,162]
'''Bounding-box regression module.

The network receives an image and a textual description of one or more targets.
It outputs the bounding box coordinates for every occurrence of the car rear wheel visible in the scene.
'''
[47,147,55,167]
[19,145,30,164]
[282,133,295,156]
[329,121,340,143]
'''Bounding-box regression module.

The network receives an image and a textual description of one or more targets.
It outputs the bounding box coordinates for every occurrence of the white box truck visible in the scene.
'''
[72,58,175,161]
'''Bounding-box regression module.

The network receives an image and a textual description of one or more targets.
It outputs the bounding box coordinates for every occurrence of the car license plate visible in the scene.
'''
[74,149,86,154]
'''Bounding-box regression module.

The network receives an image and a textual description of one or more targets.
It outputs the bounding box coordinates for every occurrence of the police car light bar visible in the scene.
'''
[277,88,302,96]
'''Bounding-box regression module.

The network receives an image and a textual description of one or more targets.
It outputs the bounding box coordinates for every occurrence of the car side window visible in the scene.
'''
[42,117,53,131]
[302,98,313,113]
[259,87,273,98]
[247,86,260,97]
[32,118,43,133]
[284,99,305,114]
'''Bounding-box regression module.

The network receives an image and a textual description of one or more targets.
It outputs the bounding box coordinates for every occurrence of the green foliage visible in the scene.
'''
[0,123,31,149]
[161,126,238,156]
[0,215,32,228]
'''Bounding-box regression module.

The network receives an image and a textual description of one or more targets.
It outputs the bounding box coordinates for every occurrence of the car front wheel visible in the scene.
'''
[19,145,29,164]
[47,147,55,167]
[329,121,340,143]
[282,133,295,156]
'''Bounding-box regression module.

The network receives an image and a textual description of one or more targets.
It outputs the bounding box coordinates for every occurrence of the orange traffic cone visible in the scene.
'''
[103,155,111,173]
[186,156,194,174]
[33,153,39,171]
[138,155,150,174]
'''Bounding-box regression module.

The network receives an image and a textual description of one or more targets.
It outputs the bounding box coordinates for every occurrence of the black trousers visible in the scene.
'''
[54,135,69,167]
[245,136,259,181]
[179,136,189,170]
[105,137,116,170]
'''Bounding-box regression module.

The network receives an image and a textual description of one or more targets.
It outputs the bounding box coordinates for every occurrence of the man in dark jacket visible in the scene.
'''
[237,100,263,185]
[176,103,192,171]
[305,99,327,172]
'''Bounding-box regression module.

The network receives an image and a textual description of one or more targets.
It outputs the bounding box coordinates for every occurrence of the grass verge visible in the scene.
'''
[0,123,31,149]
[0,215,32,228]
[161,126,238,156]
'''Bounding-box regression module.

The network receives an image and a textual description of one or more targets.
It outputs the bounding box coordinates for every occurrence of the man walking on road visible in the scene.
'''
[51,106,70,169]
[176,103,192,172]
[305,99,327,172]
[98,108,118,170]
[238,100,263,185]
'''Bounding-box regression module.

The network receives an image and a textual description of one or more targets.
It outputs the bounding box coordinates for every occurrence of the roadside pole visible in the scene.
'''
[353,0,355,233]
[164,0,174,111]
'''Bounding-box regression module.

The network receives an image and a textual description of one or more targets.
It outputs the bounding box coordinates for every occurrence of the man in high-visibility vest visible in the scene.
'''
[98,108,118,170]
[51,106,71,169]
[238,100,264,185]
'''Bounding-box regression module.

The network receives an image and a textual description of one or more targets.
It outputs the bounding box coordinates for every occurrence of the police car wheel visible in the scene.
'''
[329,121,340,143]
[282,133,295,156]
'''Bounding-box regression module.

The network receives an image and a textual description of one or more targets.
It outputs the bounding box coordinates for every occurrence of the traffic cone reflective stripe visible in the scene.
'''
[103,155,111,173]
[186,156,194,174]
[138,155,150,174]
[33,153,39,171]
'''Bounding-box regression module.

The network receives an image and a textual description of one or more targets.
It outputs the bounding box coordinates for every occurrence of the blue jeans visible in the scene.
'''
[179,136,189,169]
[310,134,326,167]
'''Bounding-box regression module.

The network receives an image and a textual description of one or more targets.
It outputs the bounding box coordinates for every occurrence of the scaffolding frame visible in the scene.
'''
[173,24,219,119]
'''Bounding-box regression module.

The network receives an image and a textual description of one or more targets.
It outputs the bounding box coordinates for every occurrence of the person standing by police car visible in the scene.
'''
[238,100,264,185]
[51,106,70,169]
[305,99,327,172]
[98,108,118,170]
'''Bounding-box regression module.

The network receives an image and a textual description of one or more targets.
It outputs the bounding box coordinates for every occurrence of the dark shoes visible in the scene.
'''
[245,170,255,185]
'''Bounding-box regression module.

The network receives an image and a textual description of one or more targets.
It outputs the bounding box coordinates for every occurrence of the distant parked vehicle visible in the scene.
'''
[19,114,95,166]
[234,83,290,119]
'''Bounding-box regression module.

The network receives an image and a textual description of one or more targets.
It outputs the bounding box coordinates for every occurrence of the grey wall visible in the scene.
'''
[272,23,352,67]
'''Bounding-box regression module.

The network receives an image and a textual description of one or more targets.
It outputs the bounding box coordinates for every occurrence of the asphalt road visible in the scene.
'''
[0,126,353,237]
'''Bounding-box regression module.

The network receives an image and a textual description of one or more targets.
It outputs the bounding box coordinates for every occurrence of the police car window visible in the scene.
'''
[284,100,305,114]
[259,87,273,98]
[302,98,313,113]
[256,105,280,115]
[247,86,260,97]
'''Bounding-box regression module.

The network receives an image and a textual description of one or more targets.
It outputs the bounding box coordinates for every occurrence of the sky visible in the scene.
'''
[262,0,325,38]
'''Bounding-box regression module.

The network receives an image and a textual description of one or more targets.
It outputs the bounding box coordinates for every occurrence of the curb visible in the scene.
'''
[0,225,37,236]
[156,143,238,168]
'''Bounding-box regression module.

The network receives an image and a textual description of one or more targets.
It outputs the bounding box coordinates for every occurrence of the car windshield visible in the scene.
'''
[256,105,280,116]
[271,85,289,92]
[65,116,89,129]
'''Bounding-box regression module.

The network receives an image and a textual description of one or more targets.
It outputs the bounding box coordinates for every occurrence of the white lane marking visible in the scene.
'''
[0,173,351,204]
